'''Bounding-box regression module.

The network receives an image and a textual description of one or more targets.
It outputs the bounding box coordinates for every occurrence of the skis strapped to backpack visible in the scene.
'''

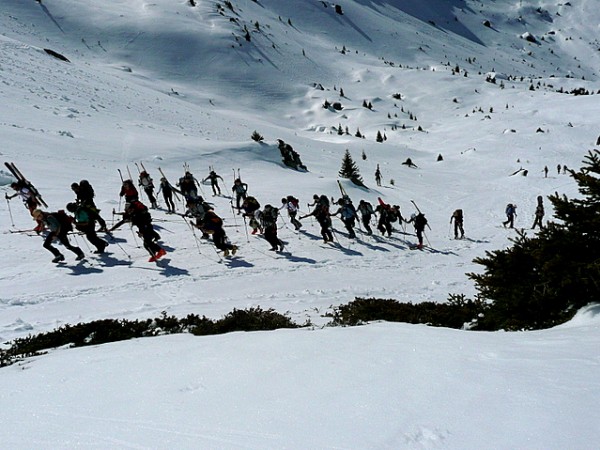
[410,199,431,230]
[4,162,48,207]
[337,179,348,198]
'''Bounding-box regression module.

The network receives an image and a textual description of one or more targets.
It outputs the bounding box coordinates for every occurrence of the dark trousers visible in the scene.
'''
[361,214,372,235]
[317,217,334,242]
[144,187,157,205]
[162,192,175,212]
[44,232,82,257]
[289,211,302,230]
[453,220,464,238]
[264,225,281,250]
[378,219,392,236]
[138,224,161,256]
[79,223,107,251]
[342,218,356,238]
[212,228,233,251]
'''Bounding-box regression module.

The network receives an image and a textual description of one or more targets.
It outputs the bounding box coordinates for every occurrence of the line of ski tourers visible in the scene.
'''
[4,161,457,264]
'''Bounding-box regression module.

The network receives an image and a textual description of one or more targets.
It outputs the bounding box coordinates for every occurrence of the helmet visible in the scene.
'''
[281,198,287,203]
[66,203,77,213]
[71,182,79,190]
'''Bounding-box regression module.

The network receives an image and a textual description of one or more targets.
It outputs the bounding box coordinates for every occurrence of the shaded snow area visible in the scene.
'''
[1,0,599,448]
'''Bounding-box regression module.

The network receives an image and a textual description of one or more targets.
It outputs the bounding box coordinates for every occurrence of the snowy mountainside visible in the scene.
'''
[1,0,599,339]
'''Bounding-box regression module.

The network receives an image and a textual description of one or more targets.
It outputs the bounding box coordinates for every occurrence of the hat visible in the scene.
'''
[32,209,44,220]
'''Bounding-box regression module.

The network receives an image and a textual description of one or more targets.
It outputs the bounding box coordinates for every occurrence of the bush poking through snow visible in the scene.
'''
[251,130,264,142]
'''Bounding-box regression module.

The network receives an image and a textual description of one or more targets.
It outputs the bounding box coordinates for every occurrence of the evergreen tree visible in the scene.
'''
[469,150,600,330]
[338,149,364,186]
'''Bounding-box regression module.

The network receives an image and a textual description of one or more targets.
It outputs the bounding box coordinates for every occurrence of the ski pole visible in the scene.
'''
[129,224,141,248]
[242,214,250,243]
[108,234,131,259]
[229,200,239,229]
[75,232,92,253]
[185,218,204,256]
[423,230,431,247]
[5,195,15,227]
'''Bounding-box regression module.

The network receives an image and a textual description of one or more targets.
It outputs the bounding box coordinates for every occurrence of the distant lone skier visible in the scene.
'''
[531,196,544,230]
[375,164,382,186]
[450,209,464,239]
[503,203,517,228]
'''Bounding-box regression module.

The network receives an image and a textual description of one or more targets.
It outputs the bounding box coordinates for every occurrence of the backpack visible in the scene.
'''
[363,202,374,215]
[341,203,356,220]
[288,196,299,208]
[129,200,151,222]
[505,204,515,215]
[261,205,279,226]
[180,177,194,190]
[78,180,95,199]
[139,172,153,187]
[202,211,223,231]
[130,200,148,213]
[453,209,463,219]
[245,196,260,212]
[53,209,74,232]
[414,213,427,229]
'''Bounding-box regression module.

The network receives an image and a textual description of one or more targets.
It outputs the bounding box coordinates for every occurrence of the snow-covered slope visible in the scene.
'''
[1,0,599,448]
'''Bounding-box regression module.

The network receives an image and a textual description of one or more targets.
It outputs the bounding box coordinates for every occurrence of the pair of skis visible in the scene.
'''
[4,162,48,208]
